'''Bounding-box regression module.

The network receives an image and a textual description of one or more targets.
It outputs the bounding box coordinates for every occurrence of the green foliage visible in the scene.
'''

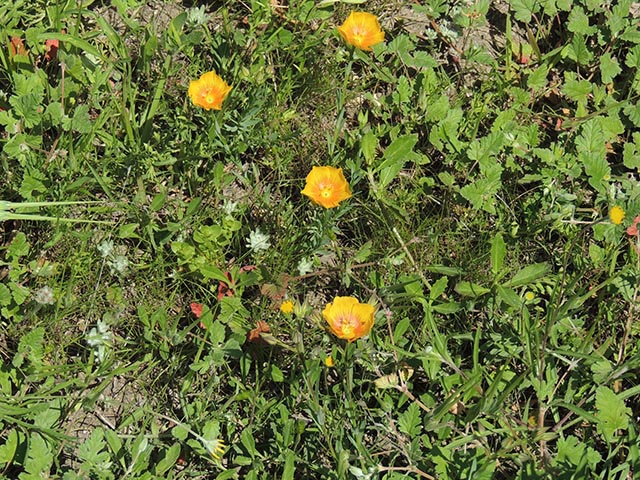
[1,0,640,478]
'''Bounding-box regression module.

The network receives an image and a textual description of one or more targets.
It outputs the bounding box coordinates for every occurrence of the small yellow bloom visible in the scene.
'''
[322,296,374,342]
[188,71,232,110]
[280,300,294,314]
[609,205,625,225]
[324,355,334,367]
[337,12,385,51]
[524,291,535,302]
[211,439,225,460]
[301,166,352,209]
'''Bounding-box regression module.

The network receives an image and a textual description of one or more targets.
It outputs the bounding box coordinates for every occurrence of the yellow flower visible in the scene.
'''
[337,11,385,51]
[188,71,232,110]
[301,166,352,209]
[322,296,374,342]
[210,439,225,461]
[324,355,334,367]
[280,300,294,314]
[524,291,535,302]
[609,206,625,225]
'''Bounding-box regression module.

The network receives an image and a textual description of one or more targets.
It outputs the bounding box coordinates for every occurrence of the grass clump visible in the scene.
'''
[1,0,640,479]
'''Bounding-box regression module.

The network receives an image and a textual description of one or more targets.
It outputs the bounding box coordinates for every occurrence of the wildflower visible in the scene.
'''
[280,300,294,314]
[322,296,375,342]
[609,205,625,225]
[86,319,113,363]
[325,355,334,367]
[202,438,226,461]
[627,216,640,236]
[246,229,271,252]
[524,291,535,302]
[188,71,232,110]
[301,166,352,209]
[34,285,55,305]
[337,12,385,51]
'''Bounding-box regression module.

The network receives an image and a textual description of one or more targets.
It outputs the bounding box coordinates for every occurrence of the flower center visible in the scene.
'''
[320,185,333,198]
[336,313,358,337]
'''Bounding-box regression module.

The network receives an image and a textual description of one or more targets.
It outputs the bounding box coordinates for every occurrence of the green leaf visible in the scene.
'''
[599,53,622,84]
[565,34,594,65]
[595,386,631,442]
[430,276,448,300]
[454,281,490,297]
[562,78,592,103]
[0,429,19,464]
[511,0,539,22]
[240,428,257,458]
[282,450,296,480]
[9,93,43,128]
[576,119,609,193]
[496,285,522,308]
[459,163,502,214]
[527,64,549,90]
[490,233,506,275]
[503,263,549,287]
[0,284,11,306]
[377,134,419,189]
[360,131,378,163]
[625,45,640,69]
[270,364,284,382]
[69,105,93,134]
[398,402,422,436]
[23,433,53,476]
[154,443,181,476]
[8,232,31,258]
[567,8,594,34]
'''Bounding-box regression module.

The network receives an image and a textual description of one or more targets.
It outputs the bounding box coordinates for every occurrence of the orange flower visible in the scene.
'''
[301,166,352,208]
[188,71,232,110]
[337,12,385,51]
[322,296,374,342]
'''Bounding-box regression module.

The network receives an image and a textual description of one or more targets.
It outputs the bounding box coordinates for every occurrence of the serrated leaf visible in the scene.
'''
[398,402,422,436]
[625,45,640,69]
[360,131,378,163]
[562,78,592,102]
[595,386,631,442]
[576,119,609,193]
[567,8,594,34]
[527,65,549,90]
[599,53,621,84]
[8,232,30,257]
[503,263,549,287]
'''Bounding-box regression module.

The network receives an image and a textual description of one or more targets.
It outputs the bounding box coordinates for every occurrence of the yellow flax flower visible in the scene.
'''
[280,300,294,314]
[188,71,232,110]
[337,12,385,51]
[301,166,352,209]
[322,296,375,342]
[609,205,625,225]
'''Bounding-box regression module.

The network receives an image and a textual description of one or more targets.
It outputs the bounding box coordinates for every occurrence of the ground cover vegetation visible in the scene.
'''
[1,0,640,478]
